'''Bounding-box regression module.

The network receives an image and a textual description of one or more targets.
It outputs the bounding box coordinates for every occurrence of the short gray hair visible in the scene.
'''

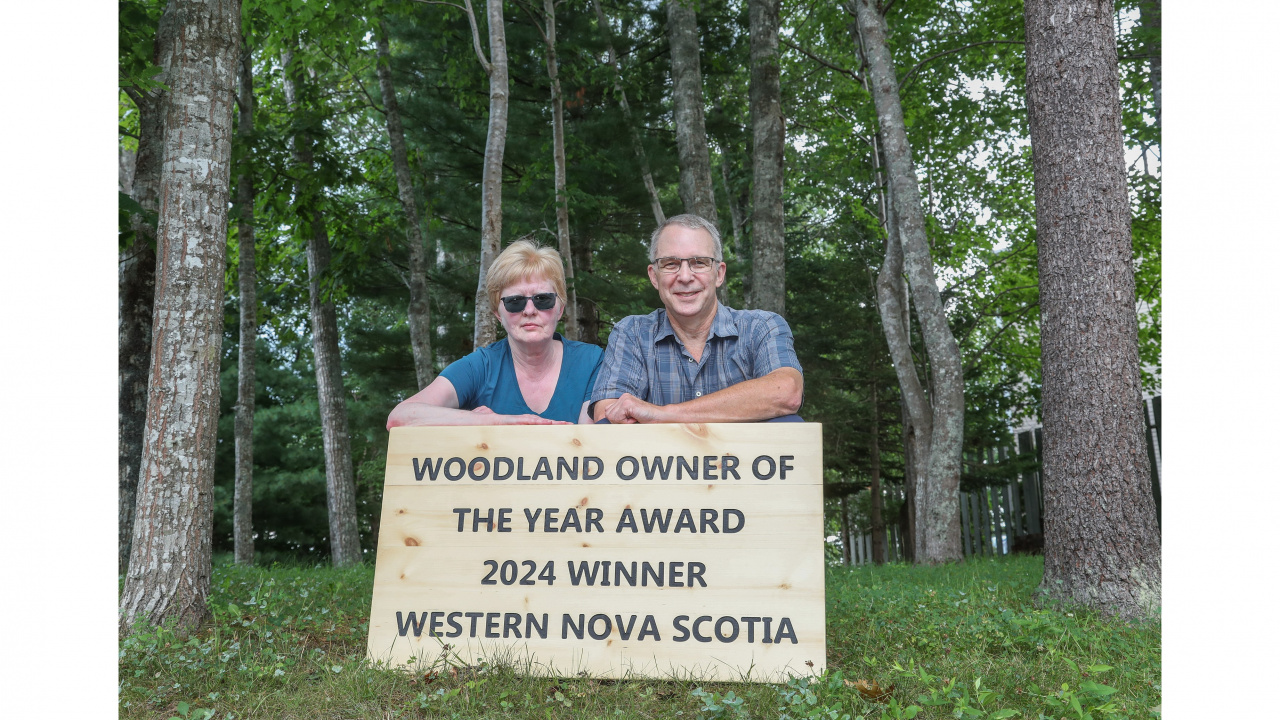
[648,213,723,261]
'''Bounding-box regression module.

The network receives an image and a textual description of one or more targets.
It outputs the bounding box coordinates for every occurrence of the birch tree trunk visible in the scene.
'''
[119,85,163,576]
[473,0,510,349]
[375,21,436,387]
[282,50,362,567]
[1024,0,1161,619]
[119,0,240,636]
[233,33,257,566]
[853,0,964,563]
[748,0,785,314]
[666,0,718,224]
[541,0,578,339]
[592,0,664,226]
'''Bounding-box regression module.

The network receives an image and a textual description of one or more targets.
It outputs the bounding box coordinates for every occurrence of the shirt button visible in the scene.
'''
[695,391,702,397]
[688,357,694,362]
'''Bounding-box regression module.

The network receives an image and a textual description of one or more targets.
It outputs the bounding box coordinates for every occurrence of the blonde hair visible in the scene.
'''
[485,239,567,312]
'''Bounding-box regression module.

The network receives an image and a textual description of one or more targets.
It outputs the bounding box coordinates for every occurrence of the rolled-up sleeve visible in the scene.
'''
[751,313,803,378]
[589,317,649,404]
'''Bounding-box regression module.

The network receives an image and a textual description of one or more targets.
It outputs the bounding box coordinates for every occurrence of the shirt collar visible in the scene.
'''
[653,303,739,345]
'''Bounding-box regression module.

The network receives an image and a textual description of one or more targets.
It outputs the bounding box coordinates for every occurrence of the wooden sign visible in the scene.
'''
[366,423,825,681]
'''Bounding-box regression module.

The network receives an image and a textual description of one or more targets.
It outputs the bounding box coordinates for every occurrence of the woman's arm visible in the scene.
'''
[386,377,566,428]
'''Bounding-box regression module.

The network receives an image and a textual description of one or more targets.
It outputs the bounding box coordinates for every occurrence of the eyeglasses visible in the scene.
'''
[500,293,558,313]
[652,256,720,274]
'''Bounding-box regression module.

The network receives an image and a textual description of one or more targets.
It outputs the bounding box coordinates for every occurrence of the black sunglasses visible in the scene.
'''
[500,293,558,313]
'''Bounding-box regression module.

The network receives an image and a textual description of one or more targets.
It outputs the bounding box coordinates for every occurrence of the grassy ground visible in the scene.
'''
[119,555,1160,719]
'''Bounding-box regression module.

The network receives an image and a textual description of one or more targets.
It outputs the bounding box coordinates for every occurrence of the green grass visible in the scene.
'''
[119,555,1160,719]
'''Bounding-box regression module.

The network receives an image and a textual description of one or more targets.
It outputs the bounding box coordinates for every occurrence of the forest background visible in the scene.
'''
[118,0,1163,566]
[0,1,1274,717]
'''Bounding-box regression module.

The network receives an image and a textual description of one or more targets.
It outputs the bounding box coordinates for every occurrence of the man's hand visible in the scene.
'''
[602,393,665,424]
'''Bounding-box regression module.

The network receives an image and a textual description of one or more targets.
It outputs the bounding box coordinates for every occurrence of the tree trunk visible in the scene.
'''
[282,49,363,567]
[839,495,852,567]
[666,0,718,224]
[473,0,510,349]
[118,0,240,636]
[541,0,578,340]
[592,0,665,227]
[233,32,257,566]
[869,383,885,564]
[375,20,436,388]
[853,0,964,563]
[119,86,163,577]
[719,156,744,254]
[748,0,785,314]
[572,229,599,345]
[1024,0,1161,619]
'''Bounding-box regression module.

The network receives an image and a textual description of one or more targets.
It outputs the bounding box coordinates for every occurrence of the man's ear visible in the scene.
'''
[715,261,726,288]
[647,263,659,290]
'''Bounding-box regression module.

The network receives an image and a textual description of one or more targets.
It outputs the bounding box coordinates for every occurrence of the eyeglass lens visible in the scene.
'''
[501,293,557,312]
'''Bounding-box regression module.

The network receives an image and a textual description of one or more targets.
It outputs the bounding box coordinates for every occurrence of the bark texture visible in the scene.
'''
[473,0,510,349]
[282,50,362,567]
[541,0,578,339]
[666,0,718,224]
[1024,0,1161,619]
[119,86,163,576]
[854,0,964,563]
[748,0,785,314]
[375,21,436,387]
[233,34,256,566]
[119,0,240,636]
[593,0,665,226]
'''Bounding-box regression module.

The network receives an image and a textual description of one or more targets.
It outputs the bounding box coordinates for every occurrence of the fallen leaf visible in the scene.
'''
[848,679,894,703]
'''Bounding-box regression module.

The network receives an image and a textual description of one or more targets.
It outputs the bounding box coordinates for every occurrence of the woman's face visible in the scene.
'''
[495,275,563,346]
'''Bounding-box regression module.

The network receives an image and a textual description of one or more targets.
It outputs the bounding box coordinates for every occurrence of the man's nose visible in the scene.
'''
[676,260,696,281]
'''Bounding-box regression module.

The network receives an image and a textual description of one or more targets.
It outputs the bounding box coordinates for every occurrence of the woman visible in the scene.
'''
[386,240,602,427]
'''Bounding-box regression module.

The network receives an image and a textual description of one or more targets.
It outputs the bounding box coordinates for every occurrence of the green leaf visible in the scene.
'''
[1080,681,1118,697]
[1086,664,1113,674]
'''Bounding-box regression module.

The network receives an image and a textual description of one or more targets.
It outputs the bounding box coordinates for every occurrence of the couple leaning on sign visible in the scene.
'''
[385,214,804,430]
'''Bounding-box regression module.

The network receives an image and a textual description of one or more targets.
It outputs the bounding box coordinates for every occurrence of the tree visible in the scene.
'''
[119,0,241,635]
[666,0,718,224]
[233,30,257,566]
[851,0,965,563]
[747,0,784,315]
[375,18,436,386]
[592,0,665,227]
[118,0,166,576]
[471,0,511,348]
[281,46,362,567]
[1023,0,1160,619]
[520,0,579,339]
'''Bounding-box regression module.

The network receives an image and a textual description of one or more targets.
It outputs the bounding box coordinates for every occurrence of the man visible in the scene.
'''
[589,214,803,423]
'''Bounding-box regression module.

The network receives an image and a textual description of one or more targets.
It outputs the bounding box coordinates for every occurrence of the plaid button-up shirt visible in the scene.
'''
[589,303,803,408]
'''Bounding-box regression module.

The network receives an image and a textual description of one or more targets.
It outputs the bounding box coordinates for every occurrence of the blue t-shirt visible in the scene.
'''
[440,334,603,423]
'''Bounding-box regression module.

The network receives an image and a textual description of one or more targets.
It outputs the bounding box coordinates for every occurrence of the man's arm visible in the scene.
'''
[601,367,803,424]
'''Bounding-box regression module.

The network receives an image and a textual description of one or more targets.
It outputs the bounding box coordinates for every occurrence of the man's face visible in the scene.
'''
[647,225,725,323]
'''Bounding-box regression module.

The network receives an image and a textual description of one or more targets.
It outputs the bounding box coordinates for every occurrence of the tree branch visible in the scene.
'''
[511,0,549,45]
[899,40,1025,88]
[411,0,491,75]
[781,38,864,83]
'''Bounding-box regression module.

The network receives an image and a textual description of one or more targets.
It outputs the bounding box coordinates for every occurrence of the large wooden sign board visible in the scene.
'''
[366,423,825,681]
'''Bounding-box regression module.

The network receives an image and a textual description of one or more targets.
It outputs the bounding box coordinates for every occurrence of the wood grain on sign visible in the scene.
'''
[367,423,825,681]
